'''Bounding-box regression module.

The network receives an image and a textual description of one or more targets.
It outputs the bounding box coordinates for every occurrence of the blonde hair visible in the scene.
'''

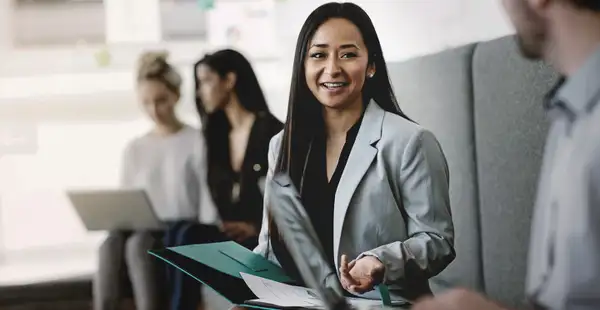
[137,50,182,95]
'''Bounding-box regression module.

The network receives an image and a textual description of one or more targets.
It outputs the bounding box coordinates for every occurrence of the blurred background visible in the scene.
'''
[0,0,513,304]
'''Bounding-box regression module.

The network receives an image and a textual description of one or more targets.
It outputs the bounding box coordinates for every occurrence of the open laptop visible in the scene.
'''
[266,173,410,310]
[67,189,165,231]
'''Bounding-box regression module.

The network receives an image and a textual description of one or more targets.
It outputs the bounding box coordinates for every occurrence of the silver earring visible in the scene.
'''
[368,72,374,78]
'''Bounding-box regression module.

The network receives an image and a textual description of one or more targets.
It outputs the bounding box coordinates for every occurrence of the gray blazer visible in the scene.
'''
[254,101,455,301]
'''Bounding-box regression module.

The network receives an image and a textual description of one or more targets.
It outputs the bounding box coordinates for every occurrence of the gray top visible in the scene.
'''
[121,125,218,223]
[526,44,600,309]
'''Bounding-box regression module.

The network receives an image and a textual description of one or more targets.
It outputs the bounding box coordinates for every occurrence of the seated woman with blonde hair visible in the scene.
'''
[93,51,217,310]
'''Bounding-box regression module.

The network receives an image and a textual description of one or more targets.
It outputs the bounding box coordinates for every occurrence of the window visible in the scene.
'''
[0,120,148,257]
[13,0,105,47]
[160,1,208,41]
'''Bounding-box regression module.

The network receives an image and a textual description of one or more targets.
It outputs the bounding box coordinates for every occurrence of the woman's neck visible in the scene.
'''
[224,94,255,130]
[154,118,184,136]
[322,98,364,139]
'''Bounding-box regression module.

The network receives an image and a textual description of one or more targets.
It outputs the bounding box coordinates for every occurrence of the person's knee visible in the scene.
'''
[176,223,220,246]
[99,232,126,255]
[124,232,157,263]
[97,233,127,273]
[175,222,198,245]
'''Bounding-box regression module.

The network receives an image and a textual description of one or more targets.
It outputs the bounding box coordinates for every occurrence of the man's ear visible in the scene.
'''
[225,72,237,91]
[528,0,551,12]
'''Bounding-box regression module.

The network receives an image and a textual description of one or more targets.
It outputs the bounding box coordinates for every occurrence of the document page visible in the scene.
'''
[240,272,390,309]
[241,272,322,308]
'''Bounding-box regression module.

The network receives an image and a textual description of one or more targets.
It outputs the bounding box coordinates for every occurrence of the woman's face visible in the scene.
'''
[304,18,374,110]
[196,64,231,113]
[137,79,179,126]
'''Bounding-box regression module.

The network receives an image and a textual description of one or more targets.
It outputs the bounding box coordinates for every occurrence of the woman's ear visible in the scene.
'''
[367,63,376,78]
[225,72,237,91]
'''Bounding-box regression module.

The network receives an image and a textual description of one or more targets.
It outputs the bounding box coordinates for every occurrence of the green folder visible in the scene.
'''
[149,241,296,309]
[150,241,404,309]
[168,241,291,282]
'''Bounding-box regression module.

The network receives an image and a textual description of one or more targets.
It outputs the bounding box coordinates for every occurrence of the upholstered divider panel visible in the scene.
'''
[472,36,557,308]
[388,44,483,293]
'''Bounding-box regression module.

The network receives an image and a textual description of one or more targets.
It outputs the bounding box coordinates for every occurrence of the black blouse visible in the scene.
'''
[207,111,283,233]
[272,114,364,284]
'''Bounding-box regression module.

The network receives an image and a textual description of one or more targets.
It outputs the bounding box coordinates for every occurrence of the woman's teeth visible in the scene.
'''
[323,82,346,89]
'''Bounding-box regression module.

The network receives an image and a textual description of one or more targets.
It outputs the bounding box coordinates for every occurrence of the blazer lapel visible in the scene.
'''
[332,100,384,267]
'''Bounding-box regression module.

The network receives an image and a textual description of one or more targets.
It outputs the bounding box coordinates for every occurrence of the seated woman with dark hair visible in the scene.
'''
[166,49,282,310]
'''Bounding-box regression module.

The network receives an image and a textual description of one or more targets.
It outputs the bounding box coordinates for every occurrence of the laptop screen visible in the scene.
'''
[266,172,350,310]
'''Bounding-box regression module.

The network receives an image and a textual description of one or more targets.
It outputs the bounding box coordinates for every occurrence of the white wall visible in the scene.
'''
[273,0,514,74]
[0,0,516,120]
[0,0,14,51]
[105,0,162,44]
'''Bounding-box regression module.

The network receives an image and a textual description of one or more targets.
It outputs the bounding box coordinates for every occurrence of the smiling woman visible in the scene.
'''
[303,17,375,112]
[253,2,456,304]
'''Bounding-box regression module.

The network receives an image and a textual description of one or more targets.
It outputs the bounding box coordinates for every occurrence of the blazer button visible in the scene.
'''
[253,164,261,172]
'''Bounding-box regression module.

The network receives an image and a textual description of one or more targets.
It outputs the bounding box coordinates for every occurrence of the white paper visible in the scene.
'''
[240,273,388,309]
[240,272,322,308]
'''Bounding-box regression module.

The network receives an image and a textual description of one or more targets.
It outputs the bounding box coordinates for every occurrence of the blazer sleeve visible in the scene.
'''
[253,134,278,259]
[358,129,455,283]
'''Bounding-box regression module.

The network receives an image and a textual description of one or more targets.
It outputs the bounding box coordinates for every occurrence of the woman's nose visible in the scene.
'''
[323,58,342,76]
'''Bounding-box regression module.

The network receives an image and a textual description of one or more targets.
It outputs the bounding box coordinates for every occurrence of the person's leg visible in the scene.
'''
[94,231,127,310]
[238,237,258,251]
[163,220,191,308]
[171,223,225,310]
[162,221,177,293]
[125,231,164,310]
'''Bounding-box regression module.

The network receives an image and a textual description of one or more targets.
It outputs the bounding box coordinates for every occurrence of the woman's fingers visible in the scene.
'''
[339,254,359,291]
[340,270,358,290]
[347,259,356,270]
[340,254,349,272]
[347,274,375,294]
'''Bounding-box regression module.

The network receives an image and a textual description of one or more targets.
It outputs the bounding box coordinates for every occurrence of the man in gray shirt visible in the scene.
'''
[413,0,600,310]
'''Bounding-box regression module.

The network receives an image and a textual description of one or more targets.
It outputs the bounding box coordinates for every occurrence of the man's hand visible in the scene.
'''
[339,254,385,294]
[221,221,257,242]
[412,288,508,310]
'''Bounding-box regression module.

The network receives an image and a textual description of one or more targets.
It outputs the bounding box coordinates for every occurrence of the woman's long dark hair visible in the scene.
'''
[194,49,272,197]
[268,2,412,242]
[194,49,270,125]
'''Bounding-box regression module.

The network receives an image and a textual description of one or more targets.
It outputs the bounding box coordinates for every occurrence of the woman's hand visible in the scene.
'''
[339,254,385,294]
[221,221,257,242]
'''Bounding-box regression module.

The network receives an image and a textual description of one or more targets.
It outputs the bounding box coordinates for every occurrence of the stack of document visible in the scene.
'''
[241,273,392,309]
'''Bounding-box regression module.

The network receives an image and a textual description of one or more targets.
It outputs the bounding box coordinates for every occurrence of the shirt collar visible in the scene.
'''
[547,43,600,116]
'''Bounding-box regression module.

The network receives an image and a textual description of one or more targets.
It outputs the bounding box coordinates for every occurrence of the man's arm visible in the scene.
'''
[557,152,600,309]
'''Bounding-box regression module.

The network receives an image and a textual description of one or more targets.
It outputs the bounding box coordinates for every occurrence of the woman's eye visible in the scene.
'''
[341,52,357,59]
[309,52,325,59]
